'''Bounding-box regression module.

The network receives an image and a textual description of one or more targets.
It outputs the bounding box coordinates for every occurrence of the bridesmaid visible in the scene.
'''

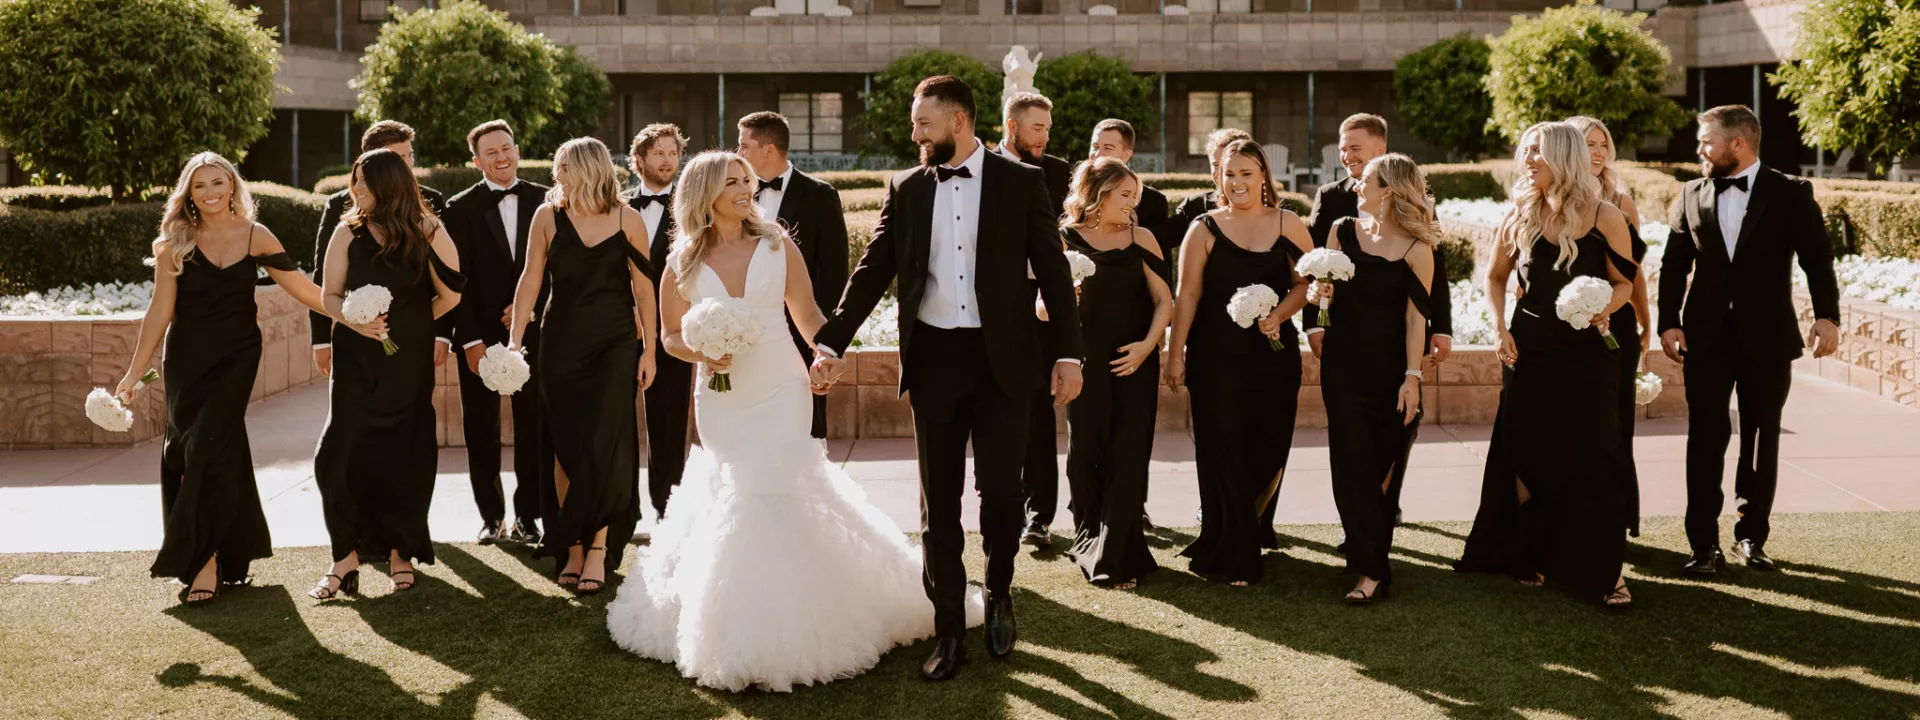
[508,137,658,596]
[1567,115,1648,538]
[1316,154,1437,605]
[310,148,465,600]
[1455,122,1638,608]
[118,153,325,604]
[1057,158,1174,589]
[1165,139,1313,587]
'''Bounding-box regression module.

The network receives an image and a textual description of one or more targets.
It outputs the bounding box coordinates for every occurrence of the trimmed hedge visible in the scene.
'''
[1422,163,1510,201]
[312,160,627,197]
[1817,189,1920,259]
[0,183,325,294]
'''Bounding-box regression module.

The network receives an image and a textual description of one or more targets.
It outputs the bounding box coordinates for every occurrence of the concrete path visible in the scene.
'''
[2,372,1915,554]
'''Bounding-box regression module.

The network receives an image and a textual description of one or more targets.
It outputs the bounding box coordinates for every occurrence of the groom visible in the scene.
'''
[811,75,1084,681]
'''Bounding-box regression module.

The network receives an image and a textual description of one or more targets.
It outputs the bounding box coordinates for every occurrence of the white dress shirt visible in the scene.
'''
[633,181,672,243]
[1715,161,1761,259]
[921,140,987,328]
[486,178,522,261]
[754,163,793,222]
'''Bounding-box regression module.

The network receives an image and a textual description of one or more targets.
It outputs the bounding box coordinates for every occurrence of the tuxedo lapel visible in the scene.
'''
[482,200,513,263]
[905,168,936,289]
[512,184,543,266]
[976,155,1003,279]
[776,176,803,247]
[1695,180,1730,264]
[1730,166,1774,261]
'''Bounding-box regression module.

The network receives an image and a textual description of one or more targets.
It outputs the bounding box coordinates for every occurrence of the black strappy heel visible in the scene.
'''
[1344,579,1391,606]
[1605,581,1634,611]
[184,585,219,604]
[309,570,359,601]
[390,569,417,592]
[575,546,608,596]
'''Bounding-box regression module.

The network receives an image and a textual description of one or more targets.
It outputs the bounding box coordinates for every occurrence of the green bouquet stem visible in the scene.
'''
[380,334,398,356]
[708,372,732,392]
[1602,331,1620,350]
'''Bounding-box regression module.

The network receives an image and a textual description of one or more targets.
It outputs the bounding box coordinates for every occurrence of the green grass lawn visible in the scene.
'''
[3,514,1917,720]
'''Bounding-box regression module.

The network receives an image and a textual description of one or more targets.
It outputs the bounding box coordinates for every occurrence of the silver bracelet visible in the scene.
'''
[1405,369,1423,378]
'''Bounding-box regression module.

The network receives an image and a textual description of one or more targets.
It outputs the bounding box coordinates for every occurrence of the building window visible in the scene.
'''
[779,93,844,153]
[1187,91,1253,156]
[361,0,425,23]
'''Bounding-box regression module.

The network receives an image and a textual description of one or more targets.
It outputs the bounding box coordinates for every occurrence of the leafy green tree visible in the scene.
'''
[525,45,613,159]
[353,0,561,166]
[1031,52,1155,162]
[1394,34,1505,161]
[1772,0,1920,176]
[859,50,1002,163]
[0,0,279,201]
[1484,2,1689,149]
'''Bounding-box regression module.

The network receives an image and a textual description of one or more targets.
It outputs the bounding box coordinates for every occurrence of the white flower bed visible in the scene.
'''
[0,281,152,317]
[1802,256,1920,311]
[1436,198,1512,228]
[852,296,900,348]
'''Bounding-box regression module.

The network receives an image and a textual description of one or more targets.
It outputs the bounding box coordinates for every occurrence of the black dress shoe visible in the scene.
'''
[1682,549,1724,577]
[985,592,1017,658]
[1731,540,1776,571]
[506,518,542,545]
[922,637,966,681]
[1021,524,1050,548]
[476,521,502,545]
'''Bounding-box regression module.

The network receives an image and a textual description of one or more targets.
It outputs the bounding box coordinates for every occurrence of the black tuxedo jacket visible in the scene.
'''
[309,185,446,346]
[1307,176,1453,337]
[1135,185,1170,239]
[773,168,850,355]
[1659,164,1840,361]
[818,151,1084,396]
[440,180,550,348]
[627,189,677,284]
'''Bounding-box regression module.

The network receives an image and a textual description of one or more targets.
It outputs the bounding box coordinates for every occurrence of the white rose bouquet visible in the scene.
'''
[1065,250,1097,287]
[681,297,763,392]
[1295,248,1356,326]
[87,369,157,432]
[477,344,532,395]
[1554,276,1619,350]
[1226,283,1285,351]
[1634,370,1664,405]
[340,285,398,355]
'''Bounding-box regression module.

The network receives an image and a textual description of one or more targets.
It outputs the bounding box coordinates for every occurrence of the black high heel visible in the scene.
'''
[1604,581,1633,611]
[1344,578,1391,606]
[390,569,417,592]
[575,546,608,596]
[309,570,359,601]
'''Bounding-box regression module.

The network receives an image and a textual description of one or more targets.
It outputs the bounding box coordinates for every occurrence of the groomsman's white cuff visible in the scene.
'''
[462,340,484,349]
[435,337,451,347]
[312,343,331,350]
[1305,328,1325,336]
[1432,333,1452,342]
[1057,358,1083,367]
[815,344,840,359]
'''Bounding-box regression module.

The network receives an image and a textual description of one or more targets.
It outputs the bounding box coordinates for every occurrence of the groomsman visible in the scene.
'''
[737,111,850,439]
[310,121,447,377]
[997,91,1072,547]
[812,76,1083,680]
[1088,119,1168,233]
[1306,114,1453,532]
[627,124,691,519]
[441,120,551,545]
[1661,105,1840,575]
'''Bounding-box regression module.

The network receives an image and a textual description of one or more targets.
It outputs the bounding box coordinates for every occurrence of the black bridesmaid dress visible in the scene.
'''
[149,232,294,585]
[1319,219,1433,586]
[1610,224,1648,537]
[1179,215,1304,585]
[1062,228,1168,585]
[534,209,653,577]
[315,224,463,566]
[1456,227,1635,601]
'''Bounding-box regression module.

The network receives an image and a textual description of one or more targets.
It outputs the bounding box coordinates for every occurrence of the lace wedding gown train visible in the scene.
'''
[606,237,982,692]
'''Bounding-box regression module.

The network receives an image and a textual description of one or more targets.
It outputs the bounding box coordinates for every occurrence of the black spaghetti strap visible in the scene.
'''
[617,237,656,279]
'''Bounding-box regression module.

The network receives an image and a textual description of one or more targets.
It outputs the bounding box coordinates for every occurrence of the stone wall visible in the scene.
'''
[1795,295,1920,409]
[0,286,320,450]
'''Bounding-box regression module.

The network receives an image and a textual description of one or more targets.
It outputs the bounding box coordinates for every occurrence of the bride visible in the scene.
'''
[606,151,982,692]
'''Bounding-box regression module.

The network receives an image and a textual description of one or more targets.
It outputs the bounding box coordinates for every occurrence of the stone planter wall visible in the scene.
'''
[0,286,320,450]
[1794,295,1920,408]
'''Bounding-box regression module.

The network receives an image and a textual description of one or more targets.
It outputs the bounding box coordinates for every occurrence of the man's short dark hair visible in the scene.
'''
[1004,92,1053,125]
[466,119,514,157]
[913,75,976,124]
[737,111,792,155]
[361,120,416,153]
[1700,105,1763,146]
[1092,118,1136,150]
[630,123,688,160]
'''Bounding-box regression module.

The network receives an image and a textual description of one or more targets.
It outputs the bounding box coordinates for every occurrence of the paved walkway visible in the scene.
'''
[2,372,1916,554]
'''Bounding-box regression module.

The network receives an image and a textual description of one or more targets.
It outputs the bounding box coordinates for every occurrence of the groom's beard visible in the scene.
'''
[920,137,957,168]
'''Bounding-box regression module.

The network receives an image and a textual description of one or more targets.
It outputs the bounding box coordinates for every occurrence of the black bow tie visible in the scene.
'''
[757,175,785,194]
[936,165,973,182]
[1713,176,1749,194]
[484,184,516,203]
[632,193,665,209]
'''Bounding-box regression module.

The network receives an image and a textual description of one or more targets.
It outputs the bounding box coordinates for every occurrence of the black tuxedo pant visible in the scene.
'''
[644,351,695,517]
[1022,318,1061,529]
[456,328,544,526]
[908,324,1031,640]
[1683,322,1793,553]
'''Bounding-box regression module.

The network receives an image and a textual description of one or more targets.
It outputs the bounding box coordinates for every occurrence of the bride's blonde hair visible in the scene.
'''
[1502,121,1600,270]
[668,151,787,299]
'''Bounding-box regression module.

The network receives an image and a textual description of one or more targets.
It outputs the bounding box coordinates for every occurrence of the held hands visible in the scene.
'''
[1397,375,1421,426]
[808,354,846,392]
[1660,329,1688,363]
[1051,361,1084,406]
[1431,334,1453,364]
[1496,329,1519,366]
[1111,340,1157,377]
[1808,318,1839,359]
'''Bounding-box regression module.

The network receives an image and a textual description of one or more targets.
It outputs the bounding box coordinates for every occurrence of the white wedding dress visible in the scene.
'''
[606,238,982,693]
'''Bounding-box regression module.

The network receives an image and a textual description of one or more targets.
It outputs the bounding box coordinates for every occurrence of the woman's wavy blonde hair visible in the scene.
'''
[1502,121,1600,270]
[1564,115,1630,209]
[668,151,787,300]
[1061,157,1138,230]
[1364,153,1442,246]
[149,152,255,274]
[547,137,626,216]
